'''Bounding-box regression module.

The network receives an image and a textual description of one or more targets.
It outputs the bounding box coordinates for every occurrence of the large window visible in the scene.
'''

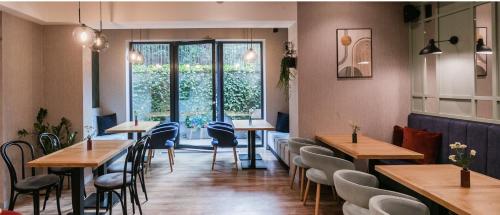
[129,41,264,148]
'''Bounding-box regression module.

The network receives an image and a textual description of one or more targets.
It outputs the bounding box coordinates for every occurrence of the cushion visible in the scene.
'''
[96,113,118,136]
[402,127,441,164]
[15,174,60,191]
[275,112,289,133]
[392,125,404,146]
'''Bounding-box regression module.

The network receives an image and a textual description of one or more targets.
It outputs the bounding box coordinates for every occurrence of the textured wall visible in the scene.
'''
[297,2,410,141]
[99,28,289,126]
[0,12,44,207]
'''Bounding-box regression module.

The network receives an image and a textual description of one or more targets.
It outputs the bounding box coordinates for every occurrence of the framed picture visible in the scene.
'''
[475,27,487,77]
[337,28,372,78]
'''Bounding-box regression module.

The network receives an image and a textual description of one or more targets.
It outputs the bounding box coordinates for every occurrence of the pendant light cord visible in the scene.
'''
[99,1,102,31]
[78,1,81,24]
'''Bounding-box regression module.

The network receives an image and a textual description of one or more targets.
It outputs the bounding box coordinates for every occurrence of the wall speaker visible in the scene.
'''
[404,5,421,23]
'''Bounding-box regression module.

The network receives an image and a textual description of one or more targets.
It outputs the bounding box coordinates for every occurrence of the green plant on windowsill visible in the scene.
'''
[18,108,78,154]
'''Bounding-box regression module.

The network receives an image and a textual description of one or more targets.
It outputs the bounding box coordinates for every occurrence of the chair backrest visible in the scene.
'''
[369,195,430,215]
[96,113,118,136]
[129,135,149,180]
[334,170,417,209]
[288,137,316,154]
[207,125,237,148]
[150,126,178,149]
[300,146,354,185]
[210,124,234,133]
[38,133,62,155]
[139,135,151,170]
[156,122,180,129]
[1,140,36,186]
[208,121,233,128]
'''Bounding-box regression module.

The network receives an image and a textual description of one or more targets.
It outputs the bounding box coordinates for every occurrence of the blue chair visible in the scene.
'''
[156,122,180,129]
[208,121,233,128]
[148,126,178,172]
[207,125,239,171]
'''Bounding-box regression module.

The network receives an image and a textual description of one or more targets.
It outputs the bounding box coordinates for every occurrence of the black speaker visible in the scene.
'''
[404,5,420,23]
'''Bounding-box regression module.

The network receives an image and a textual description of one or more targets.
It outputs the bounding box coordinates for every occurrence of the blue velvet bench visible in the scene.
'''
[376,113,500,214]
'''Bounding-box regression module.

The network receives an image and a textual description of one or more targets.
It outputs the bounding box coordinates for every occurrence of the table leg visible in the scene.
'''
[137,132,142,140]
[70,168,85,215]
[241,130,267,170]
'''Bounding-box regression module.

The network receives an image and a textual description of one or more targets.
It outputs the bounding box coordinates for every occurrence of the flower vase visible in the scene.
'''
[135,115,138,126]
[352,133,357,143]
[87,138,93,151]
[461,168,470,188]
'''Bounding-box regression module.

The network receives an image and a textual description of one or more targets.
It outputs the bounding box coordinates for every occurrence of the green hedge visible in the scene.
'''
[131,64,262,124]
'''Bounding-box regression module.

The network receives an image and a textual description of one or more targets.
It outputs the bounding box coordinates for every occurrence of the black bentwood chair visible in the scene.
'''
[38,133,73,190]
[94,136,149,215]
[1,140,62,215]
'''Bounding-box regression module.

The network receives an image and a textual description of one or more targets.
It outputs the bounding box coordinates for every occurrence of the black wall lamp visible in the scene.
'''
[419,36,459,55]
[476,38,493,54]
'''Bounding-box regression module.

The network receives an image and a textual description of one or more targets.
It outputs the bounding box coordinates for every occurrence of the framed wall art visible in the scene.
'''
[337,28,372,78]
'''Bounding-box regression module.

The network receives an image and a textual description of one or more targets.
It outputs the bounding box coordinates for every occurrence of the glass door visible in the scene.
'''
[175,40,216,149]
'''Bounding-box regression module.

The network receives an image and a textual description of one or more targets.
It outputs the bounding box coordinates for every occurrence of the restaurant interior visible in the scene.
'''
[0,1,499,215]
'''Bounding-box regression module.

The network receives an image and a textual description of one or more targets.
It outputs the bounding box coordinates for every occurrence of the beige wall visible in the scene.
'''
[288,23,299,137]
[99,28,289,126]
[0,11,44,207]
[43,25,85,139]
[297,2,410,141]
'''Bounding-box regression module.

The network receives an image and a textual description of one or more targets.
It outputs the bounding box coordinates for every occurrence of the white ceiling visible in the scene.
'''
[0,2,297,29]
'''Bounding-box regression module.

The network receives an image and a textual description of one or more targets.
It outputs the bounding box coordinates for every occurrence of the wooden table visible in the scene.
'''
[28,140,134,215]
[106,121,160,139]
[376,164,500,215]
[233,120,274,169]
[316,134,423,171]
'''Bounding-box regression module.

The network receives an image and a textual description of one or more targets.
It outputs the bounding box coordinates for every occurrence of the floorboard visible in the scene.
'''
[13,148,342,215]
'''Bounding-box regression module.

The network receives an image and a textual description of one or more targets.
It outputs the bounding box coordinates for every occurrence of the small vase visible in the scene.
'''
[352,133,357,143]
[461,168,470,188]
[249,117,253,126]
[87,138,93,151]
[135,115,138,126]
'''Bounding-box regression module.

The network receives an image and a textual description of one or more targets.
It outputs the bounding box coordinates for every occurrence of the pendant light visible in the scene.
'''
[135,29,145,65]
[73,2,96,48]
[128,30,143,65]
[243,28,257,64]
[90,1,109,52]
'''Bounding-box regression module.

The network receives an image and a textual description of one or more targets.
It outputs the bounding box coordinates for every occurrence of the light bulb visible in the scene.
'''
[135,52,145,65]
[72,24,96,47]
[128,49,139,63]
[90,31,109,52]
[243,48,257,63]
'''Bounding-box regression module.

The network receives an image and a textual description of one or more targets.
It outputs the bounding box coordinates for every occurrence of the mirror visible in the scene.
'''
[474,3,493,97]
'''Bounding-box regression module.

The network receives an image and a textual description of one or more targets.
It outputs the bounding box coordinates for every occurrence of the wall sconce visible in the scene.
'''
[419,36,459,55]
[476,38,493,54]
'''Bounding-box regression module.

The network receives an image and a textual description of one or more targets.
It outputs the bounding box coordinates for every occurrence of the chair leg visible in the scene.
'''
[211,146,218,171]
[95,190,101,215]
[108,191,113,215]
[42,187,52,210]
[133,181,143,215]
[128,185,135,214]
[139,168,148,201]
[8,189,16,210]
[303,179,311,205]
[168,149,173,172]
[169,148,175,165]
[290,165,297,189]
[114,190,126,215]
[300,167,306,197]
[122,188,128,215]
[147,149,153,169]
[233,147,238,170]
[33,190,40,215]
[315,184,321,215]
[56,184,62,215]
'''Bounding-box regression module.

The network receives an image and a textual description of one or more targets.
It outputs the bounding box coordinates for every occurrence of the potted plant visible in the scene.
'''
[448,142,476,188]
[277,41,297,96]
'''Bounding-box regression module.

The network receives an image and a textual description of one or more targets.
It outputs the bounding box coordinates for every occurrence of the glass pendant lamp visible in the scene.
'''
[73,2,96,48]
[243,28,257,64]
[90,1,109,52]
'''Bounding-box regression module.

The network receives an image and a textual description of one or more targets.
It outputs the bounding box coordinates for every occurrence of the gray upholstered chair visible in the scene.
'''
[288,137,317,196]
[334,170,419,215]
[369,195,430,215]
[300,146,355,215]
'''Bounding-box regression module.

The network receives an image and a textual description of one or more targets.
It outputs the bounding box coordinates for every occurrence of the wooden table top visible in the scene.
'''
[316,134,424,160]
[28,140,134,168]
[376,164,500,215]
[106,121,160,134]
[232,120,275,131]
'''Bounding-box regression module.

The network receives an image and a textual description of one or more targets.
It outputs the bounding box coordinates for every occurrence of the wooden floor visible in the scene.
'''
[13,148,342,215]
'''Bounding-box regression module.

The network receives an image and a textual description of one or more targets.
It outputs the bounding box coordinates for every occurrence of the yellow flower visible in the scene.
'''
[459,144,467,149]
[449,144,455,149]
[448,155,457,162]
[470,150,477,156]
